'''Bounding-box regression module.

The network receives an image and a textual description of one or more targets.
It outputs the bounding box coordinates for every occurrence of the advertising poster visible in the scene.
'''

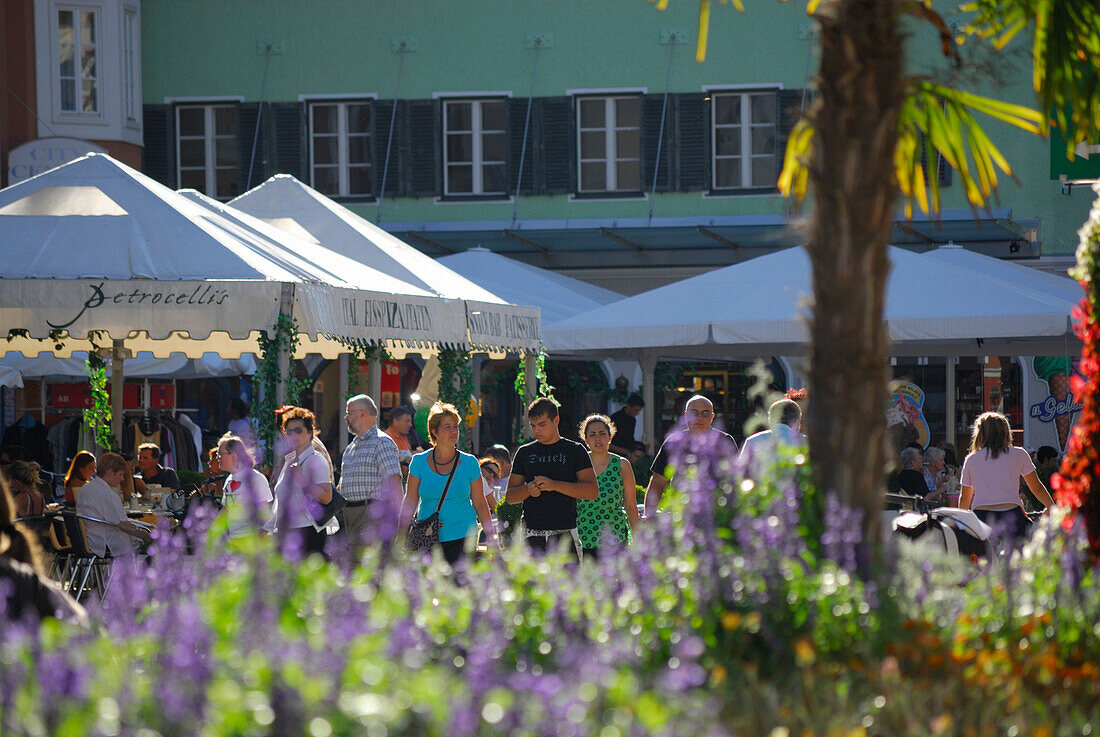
[1027,356,1082,453]
[887,380,931,450]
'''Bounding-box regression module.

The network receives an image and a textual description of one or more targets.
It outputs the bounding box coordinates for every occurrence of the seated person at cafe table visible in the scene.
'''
[136,443,181,491]
[76,453,151,557]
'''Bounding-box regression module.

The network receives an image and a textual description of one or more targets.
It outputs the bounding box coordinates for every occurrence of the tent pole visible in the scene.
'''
[274,284,295,409]
[338,353,350,454]
[368,360,382,407]
[523,353,536,440]
[641,351,658,452]
[946,356,956,448]
[111,339,125,450]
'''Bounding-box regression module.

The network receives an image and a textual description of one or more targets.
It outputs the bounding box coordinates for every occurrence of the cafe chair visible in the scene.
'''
[46,514,74,583]
[60,512,114,603]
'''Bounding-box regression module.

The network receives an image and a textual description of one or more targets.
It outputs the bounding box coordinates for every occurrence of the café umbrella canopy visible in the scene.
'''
[0,153,472,360]
[0,154,477,446]
[231,174,541,353]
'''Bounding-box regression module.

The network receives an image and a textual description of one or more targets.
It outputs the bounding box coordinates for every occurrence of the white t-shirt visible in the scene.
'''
[271,445,339,533]
[223,468,273,538]
[738,423,805,475]
[76,476,136,557]
[960,446,1035,511]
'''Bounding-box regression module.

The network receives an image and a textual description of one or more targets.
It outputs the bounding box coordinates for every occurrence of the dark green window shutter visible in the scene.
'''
[406,99,440,198]
[373,100,399,197]
[508,97,537,196]
[642,94,672,192]
[675,93,708,191]
[270,102,304,180]
[142,104,173,187]
[540,96,573,194]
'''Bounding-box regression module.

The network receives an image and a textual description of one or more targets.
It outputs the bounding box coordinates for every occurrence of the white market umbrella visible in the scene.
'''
[231,175,540,353]
[0,154,468,360]
[544,245,1081,359]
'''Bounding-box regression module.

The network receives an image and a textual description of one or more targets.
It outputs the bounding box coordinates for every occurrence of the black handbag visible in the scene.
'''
[312,486,347,528]
[405,455,459,553]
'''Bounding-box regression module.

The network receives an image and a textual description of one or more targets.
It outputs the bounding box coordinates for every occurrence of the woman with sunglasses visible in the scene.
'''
[269,407,338,558]
[217,434,272,537]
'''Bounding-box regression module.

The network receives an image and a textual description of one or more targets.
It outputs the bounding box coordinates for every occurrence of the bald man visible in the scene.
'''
[643,395,738,517]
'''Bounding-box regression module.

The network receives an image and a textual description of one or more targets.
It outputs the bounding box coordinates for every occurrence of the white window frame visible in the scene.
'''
[442,98,507,197]
[308,101,374,198]
[56,5,99,115]
[575,95,642,193]
[175,104,238,199]
[122,7,138,124]
[710,89,779,191]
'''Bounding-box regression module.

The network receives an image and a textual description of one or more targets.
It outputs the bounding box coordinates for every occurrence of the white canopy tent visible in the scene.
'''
[544,245,1083,444]
[230,175,540,354]
[0,154,498,446]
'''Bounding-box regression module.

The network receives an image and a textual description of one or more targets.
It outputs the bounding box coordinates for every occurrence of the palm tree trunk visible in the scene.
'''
[805,0,904,545]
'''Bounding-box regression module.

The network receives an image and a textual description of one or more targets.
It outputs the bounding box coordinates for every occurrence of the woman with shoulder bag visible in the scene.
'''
[268,408,339,559]
[402,402,497,564]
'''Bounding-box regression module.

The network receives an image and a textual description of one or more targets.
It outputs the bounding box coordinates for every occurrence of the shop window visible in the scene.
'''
[57,7,98,114]
[576,96,642,193]
[308,101,374,198]
[710,90,779,191]
[176,105,239,199]
[443,99,507,196]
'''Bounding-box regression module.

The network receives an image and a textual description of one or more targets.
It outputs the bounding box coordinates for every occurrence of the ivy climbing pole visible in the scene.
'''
[251,313,311,466]
[437,348,475,450]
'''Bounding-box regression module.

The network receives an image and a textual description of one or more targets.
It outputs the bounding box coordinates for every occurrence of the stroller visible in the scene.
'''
[892,507,994,558]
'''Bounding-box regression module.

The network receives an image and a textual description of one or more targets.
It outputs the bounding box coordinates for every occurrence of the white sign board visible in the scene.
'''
[8,138,107,184]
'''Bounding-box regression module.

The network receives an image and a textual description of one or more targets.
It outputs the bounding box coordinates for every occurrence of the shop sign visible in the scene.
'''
[149,384,175,410]
[8,138,107,184]
[49,382,141,409]
[380,361,401,408]
[887,380,930,449]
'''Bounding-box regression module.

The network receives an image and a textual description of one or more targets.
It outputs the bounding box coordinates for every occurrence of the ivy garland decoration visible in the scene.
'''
[252,314,311,466]
[515,344,556,405]
[437,347,475,449]
[83,348,117,452]
[1052,183,1100,560]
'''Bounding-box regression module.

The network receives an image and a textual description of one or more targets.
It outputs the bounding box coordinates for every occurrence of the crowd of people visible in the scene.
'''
[0,382,1062,622]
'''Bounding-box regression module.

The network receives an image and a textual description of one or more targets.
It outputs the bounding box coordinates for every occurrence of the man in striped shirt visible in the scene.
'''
[339,394,402,551]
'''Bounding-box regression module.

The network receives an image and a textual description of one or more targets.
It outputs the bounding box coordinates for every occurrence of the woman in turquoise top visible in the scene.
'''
[577,413,637,557]
[402,402,497,564]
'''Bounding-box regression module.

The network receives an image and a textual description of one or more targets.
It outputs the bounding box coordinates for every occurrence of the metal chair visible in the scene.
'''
[60,512,114,602]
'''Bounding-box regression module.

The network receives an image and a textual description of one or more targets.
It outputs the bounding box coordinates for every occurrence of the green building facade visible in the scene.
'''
[139,0,1095,293]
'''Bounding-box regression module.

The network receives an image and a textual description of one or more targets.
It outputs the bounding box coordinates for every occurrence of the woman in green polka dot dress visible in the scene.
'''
[577,414,638,558]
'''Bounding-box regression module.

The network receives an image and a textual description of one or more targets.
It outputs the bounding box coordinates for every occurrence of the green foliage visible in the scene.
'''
[252,313,311,466]
[437,348,475,449]
[963,0,1100,157]
[82,351,116,452]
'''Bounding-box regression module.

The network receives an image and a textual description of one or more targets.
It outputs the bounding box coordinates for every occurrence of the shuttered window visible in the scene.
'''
[443,99,507,196]
[576,96,642,193]
[176,105,239,198]
[57,8,98,114]
[308,101,373,198]
[711,90,779,191]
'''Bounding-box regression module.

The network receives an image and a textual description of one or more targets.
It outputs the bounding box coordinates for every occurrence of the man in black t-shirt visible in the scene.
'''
[643,395,738,517]
[507,397,598,558]
[609,394,645,459]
